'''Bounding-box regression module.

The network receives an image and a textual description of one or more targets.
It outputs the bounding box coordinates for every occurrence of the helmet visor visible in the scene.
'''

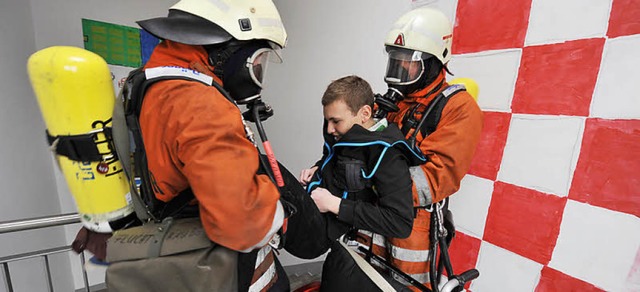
[246,47,282,88]
[384,49,425,85]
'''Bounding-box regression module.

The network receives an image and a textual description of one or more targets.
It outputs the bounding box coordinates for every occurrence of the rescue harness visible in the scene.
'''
[306,138,427,196]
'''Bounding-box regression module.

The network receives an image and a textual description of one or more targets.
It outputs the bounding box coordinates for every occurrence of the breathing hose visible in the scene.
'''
[251,103,284,187]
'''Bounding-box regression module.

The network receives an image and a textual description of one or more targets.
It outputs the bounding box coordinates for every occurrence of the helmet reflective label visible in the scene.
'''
[394,33,405,46]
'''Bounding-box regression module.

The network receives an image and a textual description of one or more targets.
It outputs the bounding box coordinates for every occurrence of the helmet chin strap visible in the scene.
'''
[204,41,243,79]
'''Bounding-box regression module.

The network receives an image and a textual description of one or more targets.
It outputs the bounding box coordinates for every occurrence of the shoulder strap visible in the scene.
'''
[112,72,151,222]
[417,84,466,139]
[402,84,466,149]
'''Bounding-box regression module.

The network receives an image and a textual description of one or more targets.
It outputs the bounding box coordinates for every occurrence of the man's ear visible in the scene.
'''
[359,105,373,123]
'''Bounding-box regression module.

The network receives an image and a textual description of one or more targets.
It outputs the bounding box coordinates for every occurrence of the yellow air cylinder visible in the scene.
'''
[28,46,136,233]
[449,77,479,102]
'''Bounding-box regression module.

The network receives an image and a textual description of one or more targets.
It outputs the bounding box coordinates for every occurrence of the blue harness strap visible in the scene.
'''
[306,139,427,196]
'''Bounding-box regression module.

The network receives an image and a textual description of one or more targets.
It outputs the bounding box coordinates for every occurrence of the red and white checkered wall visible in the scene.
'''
[429,0,640,290]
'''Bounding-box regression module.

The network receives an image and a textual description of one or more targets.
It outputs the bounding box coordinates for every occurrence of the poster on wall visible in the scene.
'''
[82,19,142,68]
[82,18,160,92]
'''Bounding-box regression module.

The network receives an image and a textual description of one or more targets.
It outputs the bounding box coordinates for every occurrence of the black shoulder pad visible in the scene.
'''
[122,68,148,118]
[419,85,466,138]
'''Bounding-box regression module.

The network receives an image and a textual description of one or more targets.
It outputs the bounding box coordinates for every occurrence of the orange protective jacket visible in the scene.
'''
[139,40,282,252]
[369,70,483,289]
[388,70,483,204]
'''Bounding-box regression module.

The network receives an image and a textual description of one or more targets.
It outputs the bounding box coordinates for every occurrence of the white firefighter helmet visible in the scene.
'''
[384,7,453,65]
[138,0,287,48]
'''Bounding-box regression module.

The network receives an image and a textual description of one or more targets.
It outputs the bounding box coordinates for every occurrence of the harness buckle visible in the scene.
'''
[424,199,446,213]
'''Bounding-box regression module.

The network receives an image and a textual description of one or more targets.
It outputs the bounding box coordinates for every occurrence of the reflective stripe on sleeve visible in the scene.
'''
[410,166,432,206]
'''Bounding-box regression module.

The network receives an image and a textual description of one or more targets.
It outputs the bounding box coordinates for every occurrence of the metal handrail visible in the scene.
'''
[0,213,91,292]
[0,213,80,234]
[0,246,73,263]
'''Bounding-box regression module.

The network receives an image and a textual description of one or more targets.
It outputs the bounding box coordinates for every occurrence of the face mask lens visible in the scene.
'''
[385,49,424,85]
[247,49,273,88]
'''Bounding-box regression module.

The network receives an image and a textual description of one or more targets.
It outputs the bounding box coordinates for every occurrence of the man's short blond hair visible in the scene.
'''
[321,75,374,114]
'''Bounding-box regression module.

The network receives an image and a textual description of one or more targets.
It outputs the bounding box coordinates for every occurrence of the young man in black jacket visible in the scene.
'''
[299,75,425,291]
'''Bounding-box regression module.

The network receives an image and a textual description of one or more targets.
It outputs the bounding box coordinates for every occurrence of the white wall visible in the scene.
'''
[0,0,75,291]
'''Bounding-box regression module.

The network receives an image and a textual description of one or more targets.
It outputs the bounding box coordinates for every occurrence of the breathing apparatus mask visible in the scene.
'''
[206,41,282,121]
[374,46,443,119]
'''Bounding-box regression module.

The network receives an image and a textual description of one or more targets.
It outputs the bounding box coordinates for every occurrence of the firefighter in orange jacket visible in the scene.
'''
[136,0,289,290]
[365,7,483,290]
